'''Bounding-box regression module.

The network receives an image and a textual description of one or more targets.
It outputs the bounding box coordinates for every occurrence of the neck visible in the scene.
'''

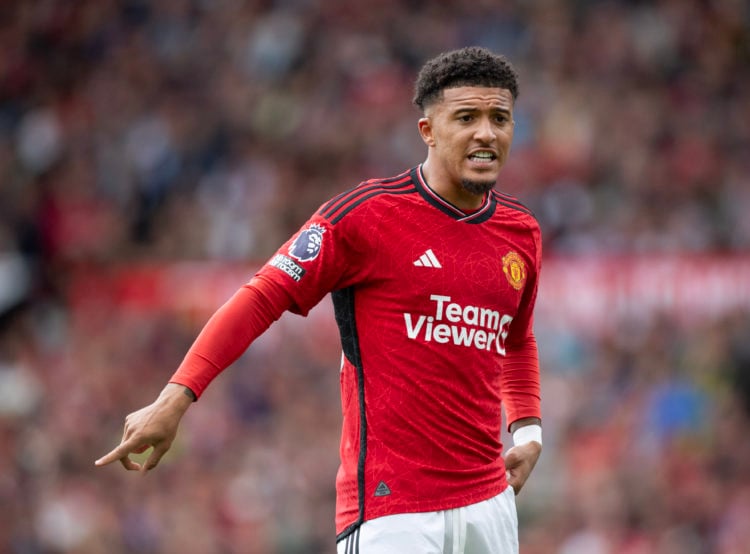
[420,161,486,211]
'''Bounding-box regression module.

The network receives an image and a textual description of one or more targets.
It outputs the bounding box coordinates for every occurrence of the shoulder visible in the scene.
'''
[491,190,542,260]
[491,190,539,230]
[317,169,418,225]
[491,190,536,220]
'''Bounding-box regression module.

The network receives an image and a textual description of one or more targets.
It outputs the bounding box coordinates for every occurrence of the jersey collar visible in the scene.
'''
[412,165,496,224]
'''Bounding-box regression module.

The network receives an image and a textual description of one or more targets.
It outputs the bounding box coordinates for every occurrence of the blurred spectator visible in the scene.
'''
[1,0,749,552]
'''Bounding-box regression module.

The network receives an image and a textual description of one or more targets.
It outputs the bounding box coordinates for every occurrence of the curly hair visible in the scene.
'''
[413,46,519,111]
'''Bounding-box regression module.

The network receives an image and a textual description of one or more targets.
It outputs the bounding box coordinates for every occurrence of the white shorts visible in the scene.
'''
[336,486,518,554]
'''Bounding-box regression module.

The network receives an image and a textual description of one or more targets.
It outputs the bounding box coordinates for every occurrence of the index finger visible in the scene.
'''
[95,437,147,468]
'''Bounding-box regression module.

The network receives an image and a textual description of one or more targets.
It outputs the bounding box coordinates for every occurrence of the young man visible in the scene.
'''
[96,46,543,554]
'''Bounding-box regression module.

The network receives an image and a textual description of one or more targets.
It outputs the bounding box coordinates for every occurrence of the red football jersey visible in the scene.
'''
[254,166,542,537]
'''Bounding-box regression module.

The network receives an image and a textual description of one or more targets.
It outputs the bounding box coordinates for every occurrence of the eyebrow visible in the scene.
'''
[452,106,512,115]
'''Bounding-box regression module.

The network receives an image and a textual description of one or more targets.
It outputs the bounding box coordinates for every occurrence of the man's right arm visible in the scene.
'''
[94,275,293,471]
[169,275,293,399]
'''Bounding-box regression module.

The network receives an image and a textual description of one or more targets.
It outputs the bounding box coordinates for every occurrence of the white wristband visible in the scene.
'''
[512,424,542,447]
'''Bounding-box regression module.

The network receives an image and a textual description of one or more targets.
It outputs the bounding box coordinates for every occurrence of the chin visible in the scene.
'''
[461,179,496,195]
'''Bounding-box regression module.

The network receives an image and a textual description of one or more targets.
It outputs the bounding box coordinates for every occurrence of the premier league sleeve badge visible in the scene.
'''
[289,223,326,262]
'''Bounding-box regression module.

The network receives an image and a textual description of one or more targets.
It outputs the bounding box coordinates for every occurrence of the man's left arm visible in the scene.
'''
[501,334,542,494]
[502,226,543,494]
[505,415,542,494]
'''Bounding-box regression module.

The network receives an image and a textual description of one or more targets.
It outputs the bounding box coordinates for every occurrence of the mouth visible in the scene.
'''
[468,150,497,164]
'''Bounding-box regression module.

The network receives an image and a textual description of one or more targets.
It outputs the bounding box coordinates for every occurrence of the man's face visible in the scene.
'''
[419,86,515,195]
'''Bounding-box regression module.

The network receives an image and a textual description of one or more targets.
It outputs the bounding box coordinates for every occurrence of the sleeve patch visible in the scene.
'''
[269,254,306,282]
[289,223,326,262]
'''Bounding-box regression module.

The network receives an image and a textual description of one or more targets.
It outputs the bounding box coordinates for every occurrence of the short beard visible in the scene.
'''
[461,179,496,195]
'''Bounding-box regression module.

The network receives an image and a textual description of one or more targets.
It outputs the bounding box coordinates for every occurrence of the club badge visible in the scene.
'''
[502,251,527,290]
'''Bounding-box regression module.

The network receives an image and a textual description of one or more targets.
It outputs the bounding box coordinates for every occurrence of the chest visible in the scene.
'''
[365,208,534,319]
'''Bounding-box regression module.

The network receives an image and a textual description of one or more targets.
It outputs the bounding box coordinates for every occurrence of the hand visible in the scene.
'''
[95,383,194,473]
[503,440,541,495]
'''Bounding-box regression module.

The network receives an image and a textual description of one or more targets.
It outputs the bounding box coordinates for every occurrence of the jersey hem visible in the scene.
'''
[334,481,508,537]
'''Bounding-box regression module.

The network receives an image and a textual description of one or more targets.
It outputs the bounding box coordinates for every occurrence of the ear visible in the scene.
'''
[418,117,436,147]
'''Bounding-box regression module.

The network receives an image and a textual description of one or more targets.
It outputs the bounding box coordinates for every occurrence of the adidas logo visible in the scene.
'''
[374,481,391,497]
[413,249,442,268]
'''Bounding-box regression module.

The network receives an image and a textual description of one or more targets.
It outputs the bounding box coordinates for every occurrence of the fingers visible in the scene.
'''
[95,439,137,467]
[95,436,152,469]
[95,398,183,472]
[504,444,537,495]
[96,441,171,475]
[142,443,170,472]
[506,468,523,494]
[120,456,143,471]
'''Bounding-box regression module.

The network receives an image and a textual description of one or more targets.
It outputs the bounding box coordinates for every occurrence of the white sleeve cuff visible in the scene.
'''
[512,424,542,446]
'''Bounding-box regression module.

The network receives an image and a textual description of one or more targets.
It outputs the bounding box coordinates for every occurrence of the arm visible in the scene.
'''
[504,416,542,494]
[96,208,352,472]
[502,225,543,494]
[95,276,292,472]
[501,336,543,494]
[501,331,542,494]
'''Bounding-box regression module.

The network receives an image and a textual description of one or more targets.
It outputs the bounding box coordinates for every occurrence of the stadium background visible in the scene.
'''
[1,0,749,552]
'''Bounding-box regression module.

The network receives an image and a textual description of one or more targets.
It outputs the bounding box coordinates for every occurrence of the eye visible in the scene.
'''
[458,113,473,122]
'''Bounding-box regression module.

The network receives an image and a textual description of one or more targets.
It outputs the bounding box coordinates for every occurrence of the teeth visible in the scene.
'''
[471,152,494,160]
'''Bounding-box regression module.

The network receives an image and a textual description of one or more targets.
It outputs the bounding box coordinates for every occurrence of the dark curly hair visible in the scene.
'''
[413,46,519,111]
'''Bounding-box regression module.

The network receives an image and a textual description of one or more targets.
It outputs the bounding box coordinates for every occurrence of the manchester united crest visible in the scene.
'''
[502,251,526,290]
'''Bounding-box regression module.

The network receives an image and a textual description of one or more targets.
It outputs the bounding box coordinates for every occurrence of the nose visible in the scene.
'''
[474,116,495,143]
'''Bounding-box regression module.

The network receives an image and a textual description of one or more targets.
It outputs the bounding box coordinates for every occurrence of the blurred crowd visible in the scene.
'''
[1,0,749,552]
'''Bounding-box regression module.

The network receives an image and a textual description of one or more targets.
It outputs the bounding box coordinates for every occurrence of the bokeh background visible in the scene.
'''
[1,0,749,552]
